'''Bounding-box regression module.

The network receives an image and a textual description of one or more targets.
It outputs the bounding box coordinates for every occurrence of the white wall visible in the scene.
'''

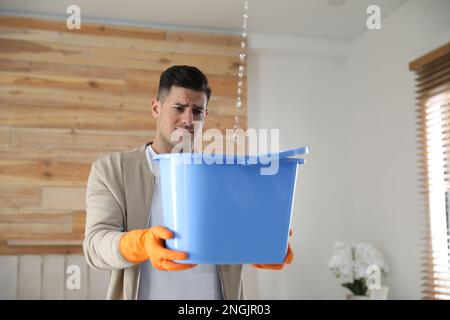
[343,0,450,300]
[246,44,352,299]
[246,0,450,299]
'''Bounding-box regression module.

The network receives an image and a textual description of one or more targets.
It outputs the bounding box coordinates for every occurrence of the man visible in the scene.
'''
[83,65,293,300]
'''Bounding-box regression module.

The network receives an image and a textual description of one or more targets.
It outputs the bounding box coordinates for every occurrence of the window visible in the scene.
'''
[410,43,450,300]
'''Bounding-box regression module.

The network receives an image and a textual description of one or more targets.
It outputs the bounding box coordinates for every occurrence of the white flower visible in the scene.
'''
[328,241,388,284]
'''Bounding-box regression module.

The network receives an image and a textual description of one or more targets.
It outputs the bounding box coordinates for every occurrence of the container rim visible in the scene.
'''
[153,146,309,165]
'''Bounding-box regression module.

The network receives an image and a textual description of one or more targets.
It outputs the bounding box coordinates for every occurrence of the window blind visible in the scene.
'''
[410,43,450,300]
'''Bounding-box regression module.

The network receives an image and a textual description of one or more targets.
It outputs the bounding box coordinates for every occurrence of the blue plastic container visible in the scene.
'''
[153,146,309,264]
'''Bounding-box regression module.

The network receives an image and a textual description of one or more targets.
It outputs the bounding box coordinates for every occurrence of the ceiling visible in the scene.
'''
[0,0,408,40]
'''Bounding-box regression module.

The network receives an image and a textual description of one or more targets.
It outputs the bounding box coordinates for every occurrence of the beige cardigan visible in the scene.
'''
[83,143,244,300]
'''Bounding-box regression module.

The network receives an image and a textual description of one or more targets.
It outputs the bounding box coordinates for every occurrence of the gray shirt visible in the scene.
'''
[137,144,223,300]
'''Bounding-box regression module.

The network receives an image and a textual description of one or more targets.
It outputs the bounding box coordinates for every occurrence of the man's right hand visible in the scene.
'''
[119,226,196,271]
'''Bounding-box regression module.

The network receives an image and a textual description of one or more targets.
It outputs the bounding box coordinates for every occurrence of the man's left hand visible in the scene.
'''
[251,229,294,270]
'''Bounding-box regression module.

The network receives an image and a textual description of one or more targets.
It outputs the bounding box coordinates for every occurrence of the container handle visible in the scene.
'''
[277,146,310,159]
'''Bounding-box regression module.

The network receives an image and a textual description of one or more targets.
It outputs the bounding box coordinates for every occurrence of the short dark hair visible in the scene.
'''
[157,65,211,103]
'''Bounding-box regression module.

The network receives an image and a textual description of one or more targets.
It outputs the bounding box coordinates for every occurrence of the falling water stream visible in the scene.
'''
[233,0,249,142]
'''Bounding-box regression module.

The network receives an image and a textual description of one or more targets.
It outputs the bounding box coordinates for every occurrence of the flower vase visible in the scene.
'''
[346,294,369,300]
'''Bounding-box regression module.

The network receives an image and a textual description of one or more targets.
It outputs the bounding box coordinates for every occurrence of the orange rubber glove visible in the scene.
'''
[119,225,196,271]
[252,229,294,270]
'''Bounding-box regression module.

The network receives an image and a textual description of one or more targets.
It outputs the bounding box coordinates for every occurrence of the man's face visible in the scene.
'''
[151,85,208,150]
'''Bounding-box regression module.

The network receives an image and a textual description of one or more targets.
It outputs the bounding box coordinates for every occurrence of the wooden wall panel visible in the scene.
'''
[17,255,42,299]
[41,255,65,300]
[0,255,18,299]
[0,254,110,299]
[0,16,246,254]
